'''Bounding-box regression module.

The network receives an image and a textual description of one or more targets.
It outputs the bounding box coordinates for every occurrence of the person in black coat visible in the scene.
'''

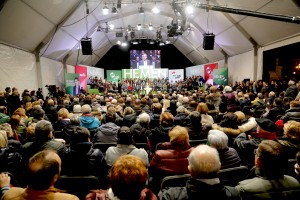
[281,100,300,123]
[263,97,285,121]
[158,145,240,200]
[62,126,108,188]
[130,113,151,144]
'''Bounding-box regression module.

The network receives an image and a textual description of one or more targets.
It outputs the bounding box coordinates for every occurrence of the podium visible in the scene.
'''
[144,86,152,94]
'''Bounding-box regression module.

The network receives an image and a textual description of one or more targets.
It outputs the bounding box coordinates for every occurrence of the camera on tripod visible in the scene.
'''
[45,85,56,97]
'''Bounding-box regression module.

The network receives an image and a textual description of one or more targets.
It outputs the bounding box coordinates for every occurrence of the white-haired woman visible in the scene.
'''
[130,113,151,143]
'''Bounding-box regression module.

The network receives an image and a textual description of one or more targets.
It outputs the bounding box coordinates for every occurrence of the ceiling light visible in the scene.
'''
[159,42,165,46]
[116,40,121,45]
[185,5,194,14]
[165,39,171,44]
[132,40,138,45]
[152,5,160,14]
[149,40,155,44]
[121,41,128,47]
[102,3,109,15]
[109,24,115,30]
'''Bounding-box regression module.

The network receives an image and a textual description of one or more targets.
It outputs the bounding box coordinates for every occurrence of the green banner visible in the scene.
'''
[213,68,228,86]
[107,70,121,84]
[122,68,168,79]
[65,73,80,95]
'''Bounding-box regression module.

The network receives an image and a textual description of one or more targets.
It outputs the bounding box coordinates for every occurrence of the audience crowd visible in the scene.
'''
[0,77,300,199]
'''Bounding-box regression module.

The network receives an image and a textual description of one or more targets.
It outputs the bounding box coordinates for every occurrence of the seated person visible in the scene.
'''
[80,104,100,130]
[184,111,208,140]
[149,112,175,151]
[22,120,66,164]
[262,97,285,122]
[130,113,151,144]
[281,100,300,123]
[278,120,300,159]
[93,109,120,143]
[207,130,241,169]
[0,130,22,182]
[236,140,300,200]
[234,118,277,168]
[86,155,157,200]
[105,126,149,167]
[149,126,193,193]
[158,144,240,200]
[61,126,108,187]
[0,150,79,200]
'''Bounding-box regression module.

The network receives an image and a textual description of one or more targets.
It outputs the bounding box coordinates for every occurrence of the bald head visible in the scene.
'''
[28,150,61,190]
[188,144,221,178]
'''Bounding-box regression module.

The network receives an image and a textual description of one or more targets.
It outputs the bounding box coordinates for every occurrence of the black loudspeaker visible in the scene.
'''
[81,38,93,55]
[203,33,215,50]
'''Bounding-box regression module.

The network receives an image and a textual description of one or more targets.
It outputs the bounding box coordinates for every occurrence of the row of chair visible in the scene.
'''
[52,165,250,200]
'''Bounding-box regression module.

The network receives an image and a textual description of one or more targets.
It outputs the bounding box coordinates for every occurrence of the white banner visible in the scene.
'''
[168,69,184,83]
[122,68,168,79]
[185,65,204,77]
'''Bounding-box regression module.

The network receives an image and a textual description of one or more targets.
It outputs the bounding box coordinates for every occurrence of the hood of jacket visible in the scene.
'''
[98,122,120,136]
[212,117,257,136]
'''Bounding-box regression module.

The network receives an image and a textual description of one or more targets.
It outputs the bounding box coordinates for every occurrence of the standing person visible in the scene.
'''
[158,144,240,200]
[139,53,152,68]
[73,77,81,96]
[236,140,300,199]
[0,150,79,200]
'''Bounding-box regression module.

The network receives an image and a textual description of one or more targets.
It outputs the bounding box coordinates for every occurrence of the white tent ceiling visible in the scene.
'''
[0,0,299,67]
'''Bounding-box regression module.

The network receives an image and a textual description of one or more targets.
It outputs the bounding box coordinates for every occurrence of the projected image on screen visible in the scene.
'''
[130,50,161,69]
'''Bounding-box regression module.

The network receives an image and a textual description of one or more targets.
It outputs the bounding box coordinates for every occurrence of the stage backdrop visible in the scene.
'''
[75,65,87,92]
[185,65,204,77]
[168,69,184,82]
[65,73,79,95]
[122,68,168,79]
[213,68,228,86]
[107,70,122,84]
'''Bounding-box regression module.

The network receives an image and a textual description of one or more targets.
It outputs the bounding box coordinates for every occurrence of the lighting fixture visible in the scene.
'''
[149,39,155,44]
[159,41,165,46]
[185,5,194,14]
[109,24,115,30]
[165,39,171,44]
[149,24,153,30]
[111,4,117,14]
[121,41,128,46]
[152,4,160,14]
[116,40,121,45]
[102,3,109,15]
[137,24,142,30]
[131,40,138,45]
[139,3,145,14]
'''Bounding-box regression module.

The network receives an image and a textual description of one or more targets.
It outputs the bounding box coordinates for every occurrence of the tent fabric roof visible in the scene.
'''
[0,0,299,67]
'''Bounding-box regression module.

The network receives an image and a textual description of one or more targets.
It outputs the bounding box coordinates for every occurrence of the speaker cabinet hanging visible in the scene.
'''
[203,33,215,50]
[81,38,93,55]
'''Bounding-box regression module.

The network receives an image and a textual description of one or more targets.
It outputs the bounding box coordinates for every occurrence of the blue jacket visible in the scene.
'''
[80,115,100,129]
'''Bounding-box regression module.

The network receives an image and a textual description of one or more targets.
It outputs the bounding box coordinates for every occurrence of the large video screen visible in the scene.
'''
[130,50,161,69]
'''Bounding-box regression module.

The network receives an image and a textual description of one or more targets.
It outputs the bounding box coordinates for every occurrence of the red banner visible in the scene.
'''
[75,65,87,92]
[204,63,218,85]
